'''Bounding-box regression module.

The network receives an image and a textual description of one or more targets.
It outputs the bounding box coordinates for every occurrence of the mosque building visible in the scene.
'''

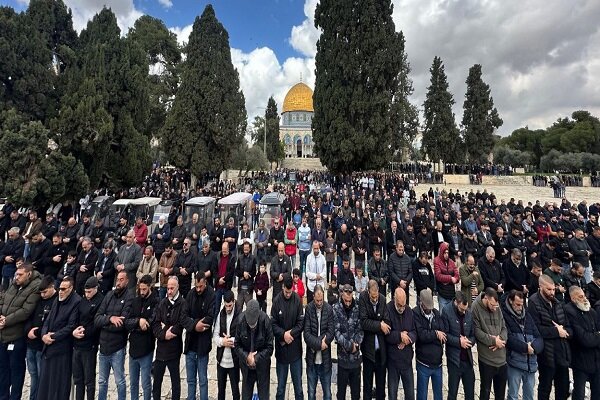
[280,82,315,158]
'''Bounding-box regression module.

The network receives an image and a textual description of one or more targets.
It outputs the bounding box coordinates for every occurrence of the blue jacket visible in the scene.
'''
[442,302,475,368]
[501,298,544,373]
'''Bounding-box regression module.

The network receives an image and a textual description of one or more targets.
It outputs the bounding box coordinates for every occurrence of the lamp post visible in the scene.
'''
[263,108,267,157]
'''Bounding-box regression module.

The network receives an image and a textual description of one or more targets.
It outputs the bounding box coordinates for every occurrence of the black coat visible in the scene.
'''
[441,302,475,368]
[174,250,197,294]
[235,311,274,372]
[412,258,435,294]
[95,251,117,294]
[197,249,217,287]
[75,247,99,295]
[564,303,600,373]
[271,291,304,363]
[74,291,104,350]
[358,291,389,364]
[528,292,572,368]
[303,301,335,368]
[25,293,57,352]
[385,302,417,370]
[41,292,81,358]
[502,259,529,293]
[184,285,215,356]
[235,253,257,291]
[125,293,158,359]
[44,244,67,279]
[29,238,52,274]
[94,288,133,355]
[367,257,388,287]
[478,256,505,292]
[413,306,447,367]
[152,295,189,361]
[270,254,291,298]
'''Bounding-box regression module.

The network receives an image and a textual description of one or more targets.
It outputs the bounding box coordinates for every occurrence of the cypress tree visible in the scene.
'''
[265,96,284,165]
[313,0,401,173]
[422,56,462,164]
[161,5,246,177]
[462,64,502,162]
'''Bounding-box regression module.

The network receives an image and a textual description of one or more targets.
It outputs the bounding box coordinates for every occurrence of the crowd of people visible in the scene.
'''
[444,163,514,176]
[2,172,600,400]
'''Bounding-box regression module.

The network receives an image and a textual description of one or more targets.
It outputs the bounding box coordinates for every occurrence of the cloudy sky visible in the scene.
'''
[5,0,600,135]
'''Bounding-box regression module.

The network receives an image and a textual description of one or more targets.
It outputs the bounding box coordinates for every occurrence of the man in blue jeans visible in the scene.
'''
[94,271,133,400]
[271,275,305,400]
[125,275,158,400]
[413,288,446,400]
[184,274,215,400]
[303,285,334,400]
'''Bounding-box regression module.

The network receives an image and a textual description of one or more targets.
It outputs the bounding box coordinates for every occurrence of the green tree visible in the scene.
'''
[422,56,462,163]
[390,31,419,154]
[231,141,269,176]
[462,64,502,162]
[162,5,246,178]
[251,97,284,165]
[313,0,401,173]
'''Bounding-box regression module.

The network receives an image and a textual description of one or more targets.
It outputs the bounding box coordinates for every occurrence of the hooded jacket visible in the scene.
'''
[472,294,507,368]
[433,242,458,300]
[333,297,363,369]
[501,297,543,373]
[0,270,42,343]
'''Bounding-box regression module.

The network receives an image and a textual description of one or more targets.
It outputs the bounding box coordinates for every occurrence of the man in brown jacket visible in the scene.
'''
[157,242,177,299]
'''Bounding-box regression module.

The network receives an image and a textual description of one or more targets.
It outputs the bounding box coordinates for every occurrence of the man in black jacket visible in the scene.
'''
[235,299,274,400]
[478,247,505,295]
[125,275,158,400]
[359,280,390,400]
[385,287,416,400]
[72,276,104,400]
[151,276,189,400]
[94,270,133,400]
[214,242,236,319]
[303,285,335,400]
[174,238,197,298]
[270,242,292,301]
[24,276,56,400]
[235,241,257,310]
[184,274,215,400]
[75,237,99,295]
[95,242,117,295]
[385,221,402,257]
[367,247,388,296]
[441,292,476,400]
[37,276,81,400]
[45,234,67,280]
[412,251,435,302]
[414,288,447,400]
[213,290,240,400]
[28,231,52,275]
[565,286,600,400]
[528,274,572,400]
[197,241,217,287]
[271,275,304,400]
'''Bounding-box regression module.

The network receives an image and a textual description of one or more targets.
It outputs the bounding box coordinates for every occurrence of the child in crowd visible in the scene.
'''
[254,260,270,312]
[327,275,339,305]
[292,268,305,299]
[57,250,78,286]
[354,265,368,297]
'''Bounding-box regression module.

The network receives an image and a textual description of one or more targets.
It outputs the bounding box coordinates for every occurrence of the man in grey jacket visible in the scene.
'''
[114,230,142,289]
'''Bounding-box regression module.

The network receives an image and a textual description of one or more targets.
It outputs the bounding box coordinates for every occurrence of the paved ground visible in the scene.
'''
[20,183,599,400]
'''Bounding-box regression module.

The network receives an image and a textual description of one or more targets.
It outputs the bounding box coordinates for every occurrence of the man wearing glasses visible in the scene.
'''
[37,276,81,400]
[174,238,198,298]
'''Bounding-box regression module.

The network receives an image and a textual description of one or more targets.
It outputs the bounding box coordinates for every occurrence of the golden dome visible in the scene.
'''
[282,82,314,113]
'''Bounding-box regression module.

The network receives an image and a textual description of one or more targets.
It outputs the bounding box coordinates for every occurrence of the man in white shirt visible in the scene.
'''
[306,240,327,304]
[212,290,240,400]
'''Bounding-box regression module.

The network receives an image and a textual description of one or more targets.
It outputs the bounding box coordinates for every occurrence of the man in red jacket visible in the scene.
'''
[434,242,459,315]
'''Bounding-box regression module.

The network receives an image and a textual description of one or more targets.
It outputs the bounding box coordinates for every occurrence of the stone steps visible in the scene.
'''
[280,157,326,171]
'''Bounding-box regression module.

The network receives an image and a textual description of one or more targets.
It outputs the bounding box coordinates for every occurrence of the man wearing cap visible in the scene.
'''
[125,275,158,400]
[235,299,274,400]
[72,276,104,400]
[151,276,189,400]
[333,283,363,400]
[271,275,304,400]
[213,290,241,400]
[413,288,446,400]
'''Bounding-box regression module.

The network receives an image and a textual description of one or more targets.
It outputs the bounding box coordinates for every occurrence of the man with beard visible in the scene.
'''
[28,231,52,275]
[269,219,285,258]
[62,217,79,252]
[333,284,363,400]
[197,240,217,287]
[235,299,274,400]
[171,216,186,251]
[214,242,236,319]
[270,242,292,301]
[442,292,476,400]
[434,242,458,314]
[115,217,130,249]
[152,276,189,400]
[565,286,600,400]
[1,227,25,290]
[157,242,177,299]
[95,242,117,295]
[37,276,81,400]
[184,274,215,400]
[501,290,543,400]
[151,216,171,262]
[544,258,567,302]
[213,291,241,400]
[388,241,413,300]
[304,285,335,400]
[174,238,197,298]
[114,231,142,291]
[94,271,133,400]
[90,218,107,250]
[271,275,304,400]
[528,274,572,400]
[254,220,270,264]
[75,237,99,295]
[563,262,586,303]
[368,247,388,296]
[24,276,57,400]
[460,255,484,306]
[359,280,390,400]
[502,249,528,294]
[41,213,59,239]
[125,275,158,400]
[72,277,104,400]
[235,242,257,310]
[45,234,67,280]
[478,247,505,295]
[385,287,416,400]
[133,217,148,249]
